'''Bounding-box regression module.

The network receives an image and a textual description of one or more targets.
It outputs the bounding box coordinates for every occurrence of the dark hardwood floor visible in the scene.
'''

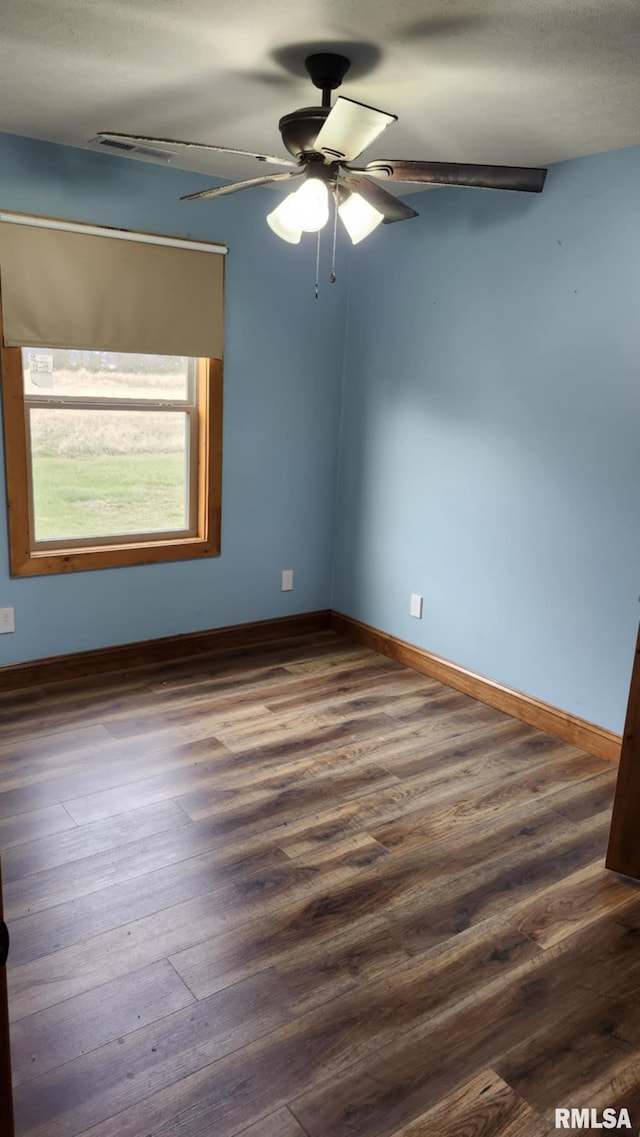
[0,629,637,1136]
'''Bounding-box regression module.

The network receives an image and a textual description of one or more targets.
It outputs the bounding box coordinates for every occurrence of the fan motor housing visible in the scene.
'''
[278,107,331,160]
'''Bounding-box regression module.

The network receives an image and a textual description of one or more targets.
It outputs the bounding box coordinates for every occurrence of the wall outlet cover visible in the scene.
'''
[410,594,423,619]
[281,570,294,592]
[0,607,15,633]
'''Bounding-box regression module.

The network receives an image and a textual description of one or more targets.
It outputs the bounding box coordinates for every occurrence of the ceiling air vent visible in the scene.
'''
[88,137,173,163]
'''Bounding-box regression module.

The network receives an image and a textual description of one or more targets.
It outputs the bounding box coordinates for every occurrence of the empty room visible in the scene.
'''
[2,2,640,1135]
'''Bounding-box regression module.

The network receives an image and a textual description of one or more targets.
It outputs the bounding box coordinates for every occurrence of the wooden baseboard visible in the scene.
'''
[0,606,622,765]
[331,611,621,764]
[0,610,332,692]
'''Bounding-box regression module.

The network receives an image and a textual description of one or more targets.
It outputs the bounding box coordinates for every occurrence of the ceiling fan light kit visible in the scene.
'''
[337,193,384,244]
[99,50,548,288]
[266,201,302,244]
[267,175,330,241]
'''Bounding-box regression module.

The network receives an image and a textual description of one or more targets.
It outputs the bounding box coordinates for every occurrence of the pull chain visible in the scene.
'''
[330,189,338,283]
[315,229,321,299]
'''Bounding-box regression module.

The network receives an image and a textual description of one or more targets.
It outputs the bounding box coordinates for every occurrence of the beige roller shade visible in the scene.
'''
[0,216,225,358]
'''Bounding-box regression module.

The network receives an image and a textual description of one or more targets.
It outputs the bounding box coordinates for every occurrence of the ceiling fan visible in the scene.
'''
[99,52,548,247]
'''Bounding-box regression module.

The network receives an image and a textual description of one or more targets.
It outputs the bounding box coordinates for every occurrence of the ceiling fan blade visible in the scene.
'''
[97,132,299,168]
[313,97,397,163]
[181,169,305,202]
[341,173,418,224]
[361,159,547,193]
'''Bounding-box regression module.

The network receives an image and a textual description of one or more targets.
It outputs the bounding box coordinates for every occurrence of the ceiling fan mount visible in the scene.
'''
[304,53,351,100]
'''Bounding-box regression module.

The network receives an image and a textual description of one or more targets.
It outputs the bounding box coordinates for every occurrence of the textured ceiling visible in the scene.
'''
[2,0,640,187]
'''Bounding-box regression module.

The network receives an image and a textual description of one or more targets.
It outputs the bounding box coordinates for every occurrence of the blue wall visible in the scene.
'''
[2,131,639,735]
[333,146,640,733]
[0,134,347,664]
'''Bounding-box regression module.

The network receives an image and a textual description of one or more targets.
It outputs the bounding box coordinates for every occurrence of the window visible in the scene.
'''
[1,346,222,576]
[0,212,225,576]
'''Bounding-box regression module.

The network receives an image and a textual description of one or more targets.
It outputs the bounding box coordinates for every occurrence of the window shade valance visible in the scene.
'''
[0,215,226,358]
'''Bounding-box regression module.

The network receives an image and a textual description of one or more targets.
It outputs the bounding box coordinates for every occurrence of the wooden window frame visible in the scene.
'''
[0,337,222,577]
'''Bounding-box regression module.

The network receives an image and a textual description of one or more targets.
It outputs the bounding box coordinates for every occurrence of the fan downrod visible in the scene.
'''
[305,53,351,107]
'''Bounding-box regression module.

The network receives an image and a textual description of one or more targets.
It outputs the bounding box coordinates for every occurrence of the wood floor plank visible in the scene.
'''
[574,1055,640,1136]
[510,861,635,949]
[12,969,297,1137]
[9,757,603,1005]
[0,723,114,783]
[214,709,409,761]
[12,953,354,1137]
[283,644,401,676]
[370,759,600,855]
[175,759,401,828]
[7,818,394,1014]
[1,798,189,885]
[118,664,422,743]
[9,958,195,1087]
[230,1107,310,1137]
[66,921,575,1137]
[0,630,633,1137]
[273,744,606,861]
[495,1008,638,1121]
[0,732,231,820]
[287,946,611,1137]
[544,768,617,823]
[168,840,391,1002]
[378,816,610,955]
[536,911,640,1002]
[4,804,224,920]
[60,758,232,825]
[166,717,426,792]
[376,1069,551,1137]
[383,687,508,727]
[0,681,155,744]
[6,836,290,963]
[0,803,76,851]
[6,843,309,1010]
[368,755,606,860]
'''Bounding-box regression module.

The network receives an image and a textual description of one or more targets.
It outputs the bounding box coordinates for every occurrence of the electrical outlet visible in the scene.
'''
[281,570,294,592]
[0,607,15,633]
[410,594,423,619]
